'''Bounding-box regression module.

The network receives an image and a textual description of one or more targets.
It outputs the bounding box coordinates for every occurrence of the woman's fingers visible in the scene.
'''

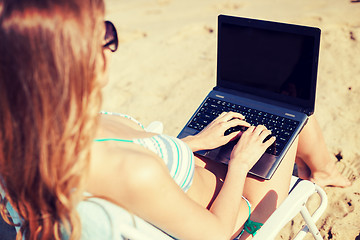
[224,118,250,129]
[215,111,245,122]
[264,136,276,148]
[257,126,272,141]
[246,125,276,146]
[215,111,228,119]
[242,125,255,136]
[215,112,250,130]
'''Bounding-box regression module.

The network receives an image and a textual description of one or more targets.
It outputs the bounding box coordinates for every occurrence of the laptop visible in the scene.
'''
[177,15,321,180]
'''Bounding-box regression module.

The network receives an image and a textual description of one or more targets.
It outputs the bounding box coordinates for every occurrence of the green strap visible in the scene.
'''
[244,218,263,235]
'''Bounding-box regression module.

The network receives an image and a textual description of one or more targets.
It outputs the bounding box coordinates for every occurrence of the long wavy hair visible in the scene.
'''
[0,0,105,239]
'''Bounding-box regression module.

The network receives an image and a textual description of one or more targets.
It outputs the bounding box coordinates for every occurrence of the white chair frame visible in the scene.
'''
[253,176,328,240]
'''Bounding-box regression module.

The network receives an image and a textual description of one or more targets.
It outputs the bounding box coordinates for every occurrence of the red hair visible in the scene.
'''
[0,0,105,239]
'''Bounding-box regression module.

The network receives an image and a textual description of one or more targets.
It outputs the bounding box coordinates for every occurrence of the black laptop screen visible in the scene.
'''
[217,16,320,113]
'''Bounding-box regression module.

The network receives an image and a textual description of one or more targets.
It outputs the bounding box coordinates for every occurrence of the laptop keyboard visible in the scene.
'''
[188,97,299,156]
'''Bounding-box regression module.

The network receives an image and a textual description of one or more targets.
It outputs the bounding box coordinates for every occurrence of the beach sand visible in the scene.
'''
[103,0,360,239]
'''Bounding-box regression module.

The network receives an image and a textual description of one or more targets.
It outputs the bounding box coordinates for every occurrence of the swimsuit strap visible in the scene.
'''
[94,138,133,143]
[99,111,145,130]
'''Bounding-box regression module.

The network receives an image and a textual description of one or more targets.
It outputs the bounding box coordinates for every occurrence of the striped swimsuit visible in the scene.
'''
[95,112,195,192]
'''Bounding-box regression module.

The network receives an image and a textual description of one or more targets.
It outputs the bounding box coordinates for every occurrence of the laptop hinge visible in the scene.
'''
[213,86,314,116]
[302,108,314,116]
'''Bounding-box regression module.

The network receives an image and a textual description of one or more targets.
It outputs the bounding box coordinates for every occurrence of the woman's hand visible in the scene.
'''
[182,112,250,152]
[229,125,276,171]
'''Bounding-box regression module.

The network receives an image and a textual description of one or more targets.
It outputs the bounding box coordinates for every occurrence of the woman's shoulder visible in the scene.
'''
[88,142,167,193]
[92,140,157,165]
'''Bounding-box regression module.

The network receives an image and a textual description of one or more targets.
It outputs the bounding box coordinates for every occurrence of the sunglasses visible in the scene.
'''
[103,21,118,52]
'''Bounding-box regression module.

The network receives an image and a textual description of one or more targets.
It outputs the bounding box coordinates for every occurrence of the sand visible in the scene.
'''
[103,0,360,239]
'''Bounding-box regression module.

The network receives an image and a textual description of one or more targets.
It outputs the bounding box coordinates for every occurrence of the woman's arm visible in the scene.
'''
[88,118,275,240]
[99,150,248,240]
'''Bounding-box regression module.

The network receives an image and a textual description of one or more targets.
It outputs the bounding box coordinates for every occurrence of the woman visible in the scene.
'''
[0,0,350,239]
